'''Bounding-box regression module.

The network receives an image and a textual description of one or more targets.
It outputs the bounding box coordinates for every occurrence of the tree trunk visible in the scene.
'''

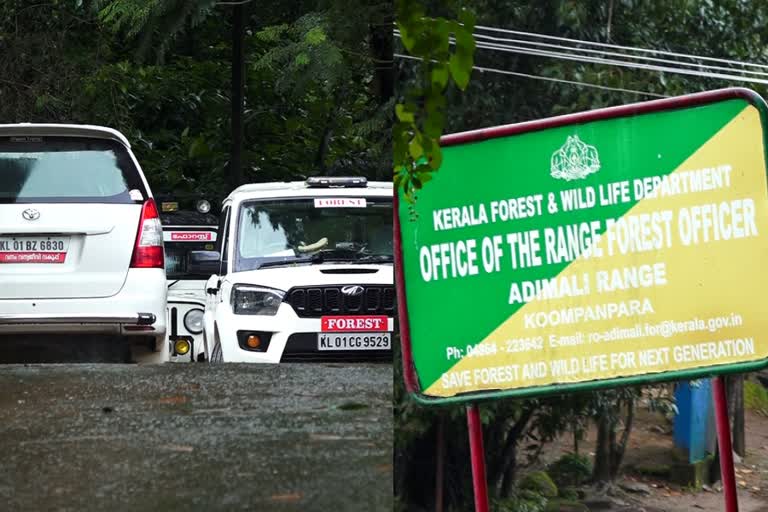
[368,19,393,102]
[499,440,518,497]
[610,398,634,478]
[494,408,534,498]
[593,415,612,483]
[315,87,345,174]
[435,415,444,512]
[573,428,578,454]
[730,375,746,457]
[229,4,245,190]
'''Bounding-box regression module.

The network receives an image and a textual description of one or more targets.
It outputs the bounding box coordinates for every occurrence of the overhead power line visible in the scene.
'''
[394,30,768,86]
[470,32,768,79]
[464,39,768,86]
[394,53,668,98]
[473,24,768,71]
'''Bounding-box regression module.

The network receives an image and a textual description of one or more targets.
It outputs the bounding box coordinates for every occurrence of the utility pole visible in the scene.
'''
[230,3,245,190]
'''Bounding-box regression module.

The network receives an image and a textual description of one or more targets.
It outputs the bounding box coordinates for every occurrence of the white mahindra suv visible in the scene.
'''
[0,124,168,363]
[189,177,394,363]
[160,204,218,362]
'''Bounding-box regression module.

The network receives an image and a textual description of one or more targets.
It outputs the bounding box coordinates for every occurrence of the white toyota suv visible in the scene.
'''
[189,177,394,363]
[0,124,167,363]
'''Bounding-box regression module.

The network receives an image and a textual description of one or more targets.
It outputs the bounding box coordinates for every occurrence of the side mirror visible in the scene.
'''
[188,250,220,277]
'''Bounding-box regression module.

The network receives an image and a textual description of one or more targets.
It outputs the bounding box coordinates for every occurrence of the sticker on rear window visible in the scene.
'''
[164,231,217,242]
[9,136,42,143]
[314,198,366,208]
[129,189,144,201]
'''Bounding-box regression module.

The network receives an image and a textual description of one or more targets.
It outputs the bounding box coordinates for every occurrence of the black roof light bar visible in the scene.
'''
[305,176,368,188]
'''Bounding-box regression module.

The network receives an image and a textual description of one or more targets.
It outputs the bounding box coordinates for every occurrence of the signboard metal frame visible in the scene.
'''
[395,87,768,406]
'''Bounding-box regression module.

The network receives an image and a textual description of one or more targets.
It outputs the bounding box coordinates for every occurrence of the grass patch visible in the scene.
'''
[744,381,768,416]
[337,402,369,411]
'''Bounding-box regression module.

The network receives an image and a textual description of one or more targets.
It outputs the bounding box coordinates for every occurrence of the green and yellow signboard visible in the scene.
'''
[395,88,768,404]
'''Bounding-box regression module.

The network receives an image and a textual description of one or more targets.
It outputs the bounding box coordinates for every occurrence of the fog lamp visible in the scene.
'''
[174,338,191,355]
[246,335,261,349]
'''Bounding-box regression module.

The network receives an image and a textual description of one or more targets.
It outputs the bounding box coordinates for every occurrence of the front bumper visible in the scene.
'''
[216,304,394,363]
[166,300,205,362]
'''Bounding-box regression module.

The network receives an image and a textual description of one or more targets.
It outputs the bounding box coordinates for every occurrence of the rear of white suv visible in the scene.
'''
[0,124,167,363]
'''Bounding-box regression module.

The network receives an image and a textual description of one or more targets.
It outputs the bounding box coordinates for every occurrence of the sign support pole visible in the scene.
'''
[466,404,490,512]
[713,376,739,512]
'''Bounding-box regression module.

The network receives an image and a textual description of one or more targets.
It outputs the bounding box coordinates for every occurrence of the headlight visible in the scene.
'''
[183,308,205,334]
[196,199,211,214]
[231,285,285,316]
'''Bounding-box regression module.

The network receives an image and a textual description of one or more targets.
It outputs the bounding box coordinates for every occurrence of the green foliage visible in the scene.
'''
[547,453,592,488]
[744,380,768,415]
[544,499,589,512]
[494,489,548,512]
[94,0,219,61]
[77,56,231,196]
[393,0,476,204]
[252,13,344,96]
[519,471,558,499]
[0,1,391,202]
[557,487,580,501]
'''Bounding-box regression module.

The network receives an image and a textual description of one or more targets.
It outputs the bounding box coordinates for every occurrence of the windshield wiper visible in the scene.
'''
[255,251,391,269]
[355,254,393,263]
[257,253,323,269]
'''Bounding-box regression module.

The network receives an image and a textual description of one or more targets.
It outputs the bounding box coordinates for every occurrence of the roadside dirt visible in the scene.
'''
[535,388,768,511]
[631,407,768,512]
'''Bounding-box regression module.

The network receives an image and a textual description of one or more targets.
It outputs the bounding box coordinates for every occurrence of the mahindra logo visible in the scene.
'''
[22,209,40,221]
[341,285,364,296]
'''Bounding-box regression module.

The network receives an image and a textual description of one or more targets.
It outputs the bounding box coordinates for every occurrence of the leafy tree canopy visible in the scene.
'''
[0,0,392,206]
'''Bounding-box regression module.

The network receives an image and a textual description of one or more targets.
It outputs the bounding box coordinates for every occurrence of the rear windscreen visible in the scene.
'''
[0,136,146,203]
[165,240,216,279]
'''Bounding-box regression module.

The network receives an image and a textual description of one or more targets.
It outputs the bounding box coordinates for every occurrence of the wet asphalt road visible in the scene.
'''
[0,363,393,511]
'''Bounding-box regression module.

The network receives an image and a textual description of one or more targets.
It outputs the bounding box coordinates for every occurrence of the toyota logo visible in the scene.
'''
[341,285,364,296]
[22,209,40,221]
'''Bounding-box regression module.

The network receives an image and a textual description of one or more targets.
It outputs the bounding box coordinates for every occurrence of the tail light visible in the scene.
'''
[130,199,165,268]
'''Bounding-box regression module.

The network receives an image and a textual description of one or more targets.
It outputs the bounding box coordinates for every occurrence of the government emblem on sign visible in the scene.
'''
[550,135,601,181]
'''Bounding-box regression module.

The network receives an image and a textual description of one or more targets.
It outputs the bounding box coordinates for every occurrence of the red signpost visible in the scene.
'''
[466,405,490,512]
[713,376,739,512]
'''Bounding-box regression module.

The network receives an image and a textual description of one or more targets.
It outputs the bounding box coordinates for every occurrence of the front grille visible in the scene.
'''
[284,285,395,318]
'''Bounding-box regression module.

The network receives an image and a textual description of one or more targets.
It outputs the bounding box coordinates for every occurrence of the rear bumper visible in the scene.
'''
[0,313,156,325]
[0,268,167,337]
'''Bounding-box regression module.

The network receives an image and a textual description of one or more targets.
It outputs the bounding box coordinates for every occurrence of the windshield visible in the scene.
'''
[235,197,392,272]
[164,228,218,279]
[0,137,145,204]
